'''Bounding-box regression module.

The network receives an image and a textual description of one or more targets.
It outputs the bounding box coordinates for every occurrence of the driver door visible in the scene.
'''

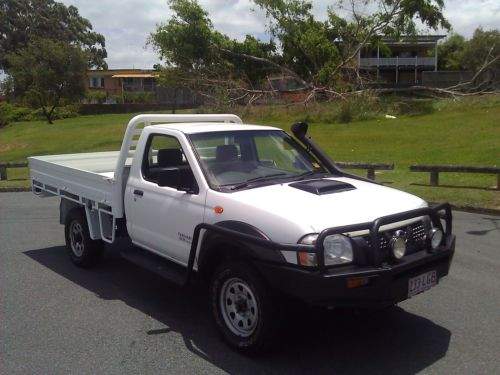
[125,133,205,265]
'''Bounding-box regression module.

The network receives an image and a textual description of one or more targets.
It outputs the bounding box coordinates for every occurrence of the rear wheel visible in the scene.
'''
[64,209,104,268]
[210,261,276,354]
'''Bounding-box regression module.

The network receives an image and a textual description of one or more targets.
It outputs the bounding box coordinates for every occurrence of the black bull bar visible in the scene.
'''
[182,203,452,284]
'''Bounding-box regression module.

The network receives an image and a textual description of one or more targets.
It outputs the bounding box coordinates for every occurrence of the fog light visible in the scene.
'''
[429,228,443,250]
[390,236,407,259]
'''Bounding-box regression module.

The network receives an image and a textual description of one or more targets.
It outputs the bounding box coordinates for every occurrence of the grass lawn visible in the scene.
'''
[1,98,499,210]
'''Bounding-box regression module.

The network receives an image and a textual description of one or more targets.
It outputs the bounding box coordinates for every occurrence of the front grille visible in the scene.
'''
[363,220,428,260]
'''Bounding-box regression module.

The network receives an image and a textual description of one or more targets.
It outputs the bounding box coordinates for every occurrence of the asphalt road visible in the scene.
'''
[1,192,499,374]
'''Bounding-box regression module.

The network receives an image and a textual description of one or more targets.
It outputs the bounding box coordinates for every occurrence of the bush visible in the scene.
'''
[85,90,107,104]
[239,94,436,125]
[337,102,353,123]
[388,99,435,116]
[0,102,79,123]
[108,95,122,104]
[0,103,9,127]
[123,91,156,104]
[0,102,33,122]
[29,105,79,121]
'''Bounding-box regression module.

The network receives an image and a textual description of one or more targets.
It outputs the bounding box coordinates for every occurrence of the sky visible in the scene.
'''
[17,0,500,70]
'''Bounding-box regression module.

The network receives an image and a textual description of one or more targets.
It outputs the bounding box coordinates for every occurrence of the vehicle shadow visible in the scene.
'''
[24,244,451,375]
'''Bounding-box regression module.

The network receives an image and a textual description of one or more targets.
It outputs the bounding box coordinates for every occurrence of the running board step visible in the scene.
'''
[120,247,187,285]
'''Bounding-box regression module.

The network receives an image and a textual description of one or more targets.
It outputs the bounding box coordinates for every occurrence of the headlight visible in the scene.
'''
[323,234,353,265]
[429,228,443,250]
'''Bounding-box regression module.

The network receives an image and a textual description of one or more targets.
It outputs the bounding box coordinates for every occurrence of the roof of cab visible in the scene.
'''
[147,122,281,134]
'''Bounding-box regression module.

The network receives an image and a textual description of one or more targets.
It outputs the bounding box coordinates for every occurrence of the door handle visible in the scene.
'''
[133,189,144,197]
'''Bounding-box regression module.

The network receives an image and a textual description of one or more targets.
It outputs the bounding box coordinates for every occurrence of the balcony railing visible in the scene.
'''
[360,57,436,67]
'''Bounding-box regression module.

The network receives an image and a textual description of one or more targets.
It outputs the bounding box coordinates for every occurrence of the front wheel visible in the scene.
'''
[64,209,104,268]
[210,261,276,354]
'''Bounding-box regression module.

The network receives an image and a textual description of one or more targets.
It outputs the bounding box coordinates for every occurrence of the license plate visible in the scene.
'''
[408,270,437,298]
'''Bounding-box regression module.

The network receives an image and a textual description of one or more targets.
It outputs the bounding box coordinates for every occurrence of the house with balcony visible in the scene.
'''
[358,35,445,86]
[85,69,158,102]
[85,68,201,107]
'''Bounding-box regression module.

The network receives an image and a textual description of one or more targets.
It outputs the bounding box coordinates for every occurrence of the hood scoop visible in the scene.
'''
[289,179,356,195]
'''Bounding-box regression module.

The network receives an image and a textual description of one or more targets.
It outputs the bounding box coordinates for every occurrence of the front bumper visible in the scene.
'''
[257,234,455,307]
[190,203,455,306]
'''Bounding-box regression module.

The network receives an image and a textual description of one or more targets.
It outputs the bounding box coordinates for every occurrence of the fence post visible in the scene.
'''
[367,168,375,180]
[0,165,6,181]
[430,171,439,186]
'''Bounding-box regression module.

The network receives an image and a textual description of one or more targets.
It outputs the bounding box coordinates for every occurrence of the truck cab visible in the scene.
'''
[29,114,455,353]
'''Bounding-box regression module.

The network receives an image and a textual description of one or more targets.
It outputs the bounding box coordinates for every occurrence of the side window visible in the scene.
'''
[142,134,187,186]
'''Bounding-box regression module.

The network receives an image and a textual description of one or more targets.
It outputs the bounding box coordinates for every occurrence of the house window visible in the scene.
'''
[143,78,155,92]
[89,76,104,88]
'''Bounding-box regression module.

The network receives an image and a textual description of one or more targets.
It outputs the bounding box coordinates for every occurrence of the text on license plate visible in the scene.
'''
[408,270,437,298]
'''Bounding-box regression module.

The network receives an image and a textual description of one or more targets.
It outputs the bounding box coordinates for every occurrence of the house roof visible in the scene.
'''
[87,69,157,77]
[111,73,158,78]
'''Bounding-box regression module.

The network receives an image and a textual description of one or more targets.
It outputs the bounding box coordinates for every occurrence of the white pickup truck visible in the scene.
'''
[29,114,455,353]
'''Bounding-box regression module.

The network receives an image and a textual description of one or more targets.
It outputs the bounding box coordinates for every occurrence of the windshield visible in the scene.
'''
[189,130,328,190]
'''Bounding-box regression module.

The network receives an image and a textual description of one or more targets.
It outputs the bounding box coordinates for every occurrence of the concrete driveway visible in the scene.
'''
[1,192,499,374]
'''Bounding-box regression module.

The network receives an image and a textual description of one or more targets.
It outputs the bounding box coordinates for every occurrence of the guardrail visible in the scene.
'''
[336,162,394,180]
[0,161,28,181]
[410,164,500,190]
[0,160,394,182]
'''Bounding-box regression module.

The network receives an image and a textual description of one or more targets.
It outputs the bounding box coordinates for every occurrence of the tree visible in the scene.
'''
[437,33,466,70]
[6,39,87,123]
[434,28,499,93]
[255,0,450,86]
[0,0,107,71]
[461,28,500,72]
[149,0,277,104]
[150,0,451,104]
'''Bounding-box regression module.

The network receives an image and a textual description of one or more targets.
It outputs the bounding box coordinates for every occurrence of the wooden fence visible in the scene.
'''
[0,161,28,181]
[410,164,500,190]
[1,161,499,190]
[336,162,394,180]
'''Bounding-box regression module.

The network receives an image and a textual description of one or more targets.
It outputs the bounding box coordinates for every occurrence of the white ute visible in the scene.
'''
[29,114,455,353]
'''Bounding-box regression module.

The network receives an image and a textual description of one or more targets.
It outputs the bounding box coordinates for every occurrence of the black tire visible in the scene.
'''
[210,261,276,354]
[64,209,104,268]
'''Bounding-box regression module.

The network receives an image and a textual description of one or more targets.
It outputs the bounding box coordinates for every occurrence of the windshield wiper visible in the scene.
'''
[295,170,327,180]
[230,172,289,191]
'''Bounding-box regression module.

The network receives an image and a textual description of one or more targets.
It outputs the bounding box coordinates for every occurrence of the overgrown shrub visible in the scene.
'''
[0,102,32,122]
[85,90,107,104]
[389,99,435,116]
[108,95,122,104]
[0,103,9,127]
[239,93,439,125]
[123,91,156,104]
[29,105,79,120]
[0,102,79,123]
[337,102,353,123]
